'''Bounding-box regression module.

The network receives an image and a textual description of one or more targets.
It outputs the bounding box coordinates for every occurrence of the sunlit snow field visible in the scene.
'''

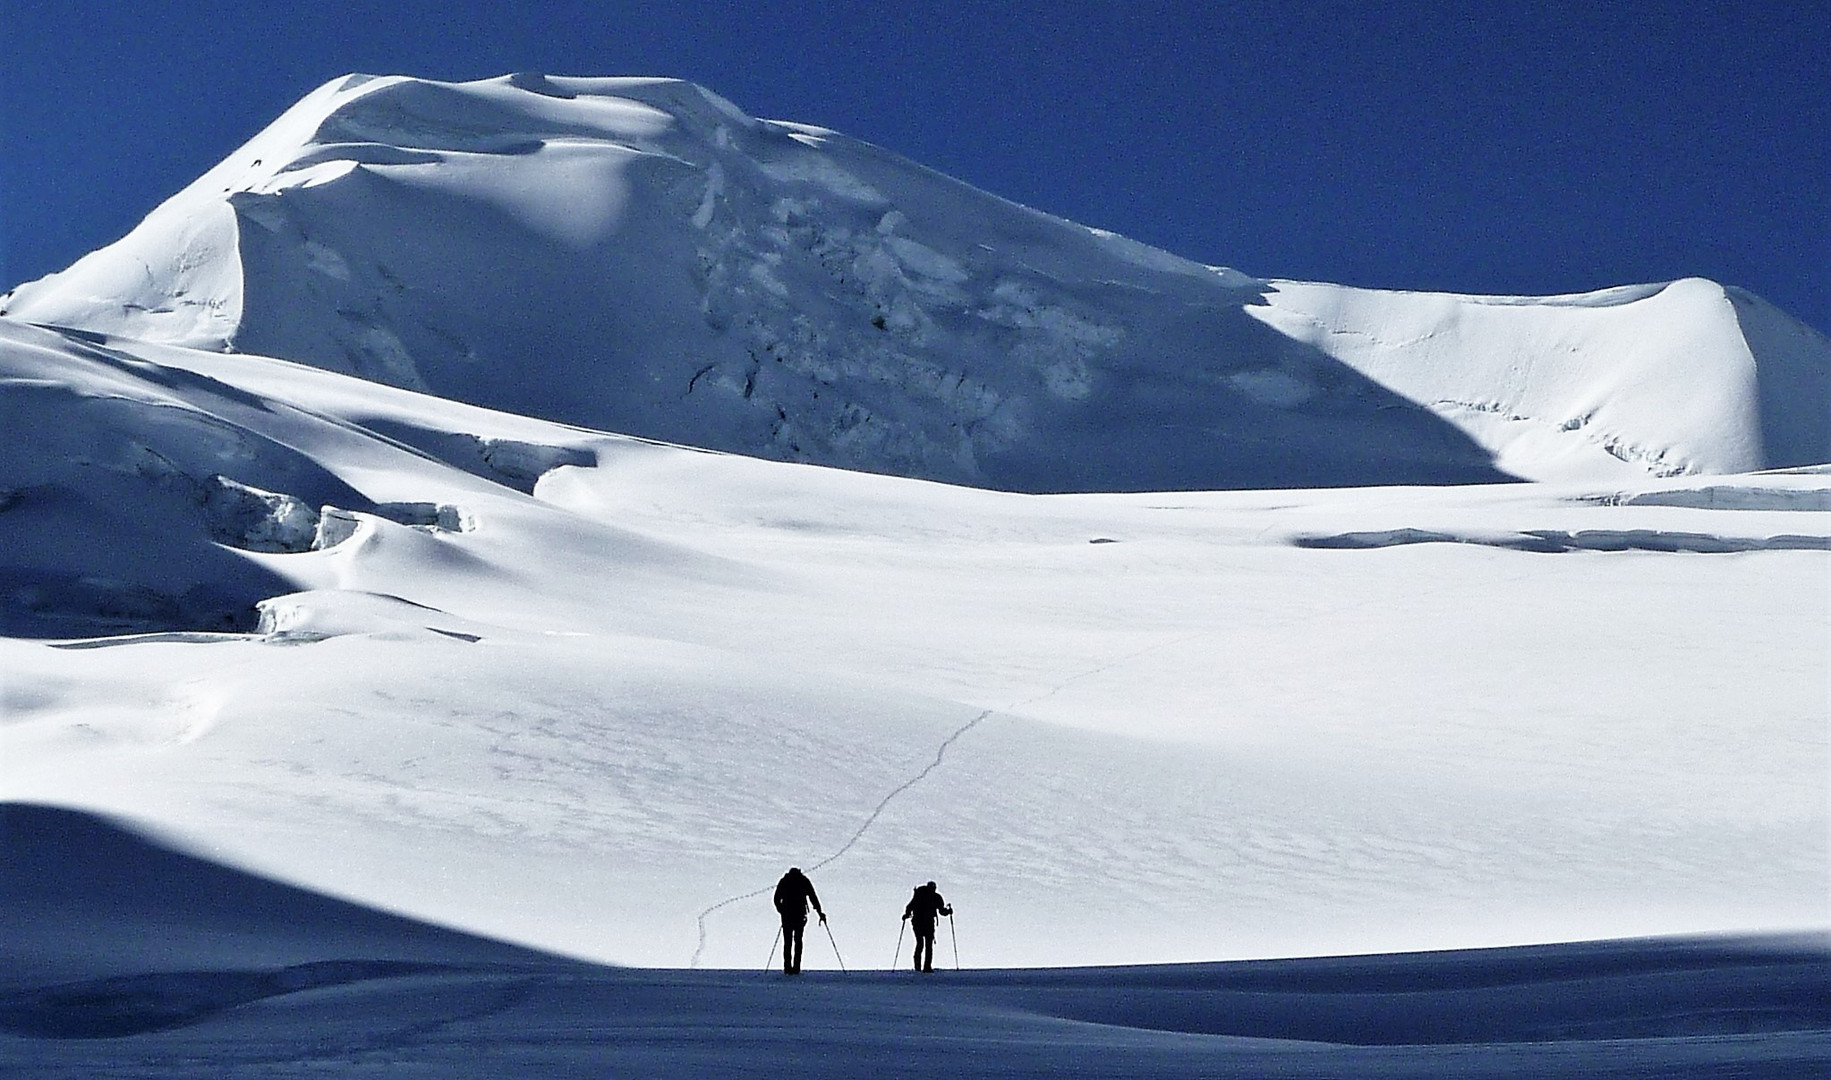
[2,73,1826,1076]
[4,330,1825,972]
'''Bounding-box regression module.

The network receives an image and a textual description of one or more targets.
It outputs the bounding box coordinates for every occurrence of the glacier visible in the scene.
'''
[0,73,1825,1077]
[8,74,1826,492]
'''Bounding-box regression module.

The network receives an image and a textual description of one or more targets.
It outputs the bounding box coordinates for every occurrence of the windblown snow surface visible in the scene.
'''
[9,74,1828,490]
[2,74,1827,1076]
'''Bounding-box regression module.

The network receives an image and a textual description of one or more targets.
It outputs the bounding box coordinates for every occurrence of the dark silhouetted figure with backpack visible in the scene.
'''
[902,880,952,972]
[773,867,824,974]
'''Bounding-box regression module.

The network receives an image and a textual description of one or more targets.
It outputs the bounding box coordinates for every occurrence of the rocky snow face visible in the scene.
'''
[6,73,1827,490]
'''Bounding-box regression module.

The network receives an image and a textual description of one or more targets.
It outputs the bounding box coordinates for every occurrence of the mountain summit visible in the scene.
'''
[6,73,1826,489]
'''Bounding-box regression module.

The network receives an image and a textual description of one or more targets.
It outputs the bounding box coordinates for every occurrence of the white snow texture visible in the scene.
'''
[0,75,1825,1073]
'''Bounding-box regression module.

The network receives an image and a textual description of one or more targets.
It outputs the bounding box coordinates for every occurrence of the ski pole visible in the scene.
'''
[765,926,782,972]
[822,917,847,972]
[891,918,906,971]
[948,912,959,970]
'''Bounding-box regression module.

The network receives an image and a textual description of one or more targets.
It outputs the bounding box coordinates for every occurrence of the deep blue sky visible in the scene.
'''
[3,2,1825,333]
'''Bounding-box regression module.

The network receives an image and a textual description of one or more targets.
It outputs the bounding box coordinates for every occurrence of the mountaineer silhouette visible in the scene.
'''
[773,867,825,974]
[902,881,953,973]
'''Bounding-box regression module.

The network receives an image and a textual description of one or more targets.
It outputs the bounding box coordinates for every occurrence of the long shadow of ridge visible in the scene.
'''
[0,803,591,1038]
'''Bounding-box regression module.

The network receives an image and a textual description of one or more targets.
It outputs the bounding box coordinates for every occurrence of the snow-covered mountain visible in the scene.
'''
[2,311,1825,967]
[7,74,1826,491]
[0,68,1825,1045]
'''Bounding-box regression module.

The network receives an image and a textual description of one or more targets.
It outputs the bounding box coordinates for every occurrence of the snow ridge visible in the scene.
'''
[8,74,1823,491]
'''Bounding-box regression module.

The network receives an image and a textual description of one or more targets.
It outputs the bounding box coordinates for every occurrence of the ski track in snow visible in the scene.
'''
[804,711,994,878]
[687,630,1219,968]
[687,708,992,968]
[682,557,1569,969]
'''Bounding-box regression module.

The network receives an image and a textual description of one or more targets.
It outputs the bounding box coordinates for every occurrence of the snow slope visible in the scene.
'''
[7,74,1827,491]
[1,324,1823,973]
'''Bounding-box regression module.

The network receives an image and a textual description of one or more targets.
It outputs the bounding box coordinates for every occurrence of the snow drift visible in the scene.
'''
[7,73,1826,491]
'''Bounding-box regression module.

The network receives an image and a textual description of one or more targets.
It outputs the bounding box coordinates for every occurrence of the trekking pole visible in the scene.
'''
[891,918,906,971]
[765,926,782,973]
[822,918,848,973]
[948,912,960,970]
